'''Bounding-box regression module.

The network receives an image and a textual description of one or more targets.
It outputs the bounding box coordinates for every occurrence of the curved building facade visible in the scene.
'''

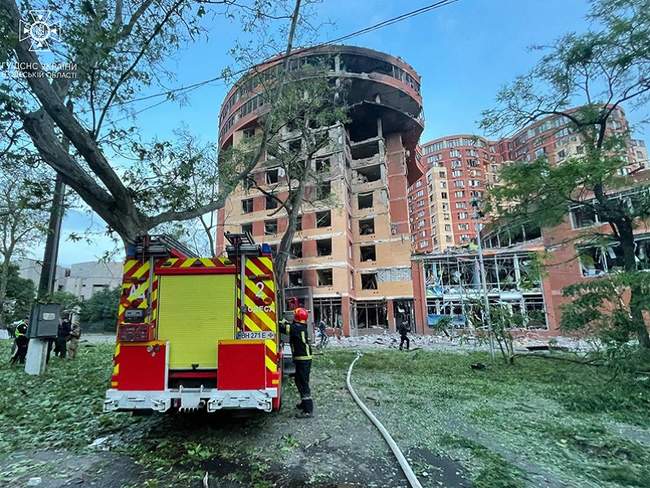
[216,45,424,336]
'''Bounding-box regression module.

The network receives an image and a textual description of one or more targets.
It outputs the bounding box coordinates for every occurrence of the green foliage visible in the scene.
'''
[1,345,649,486]
[0,0,304,244]
[2,264,35,322]
[481,0,650,349]
[440,435,525,488]
[0,342,132,454]
[49,290,81,311]
[561,272,650,345]
[79,287,120,331]
[481,0,650,231]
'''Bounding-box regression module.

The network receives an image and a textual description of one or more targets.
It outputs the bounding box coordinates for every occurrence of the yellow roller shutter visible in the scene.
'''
[157,274,235,369]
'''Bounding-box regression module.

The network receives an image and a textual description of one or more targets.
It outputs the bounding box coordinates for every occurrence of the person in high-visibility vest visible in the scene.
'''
[279,307,313,417]
[10,322,29,365]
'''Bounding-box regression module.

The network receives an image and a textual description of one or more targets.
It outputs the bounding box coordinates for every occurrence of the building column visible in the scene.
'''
[387,299,395,332]
[411,260,428,335]
[342,296,351,337]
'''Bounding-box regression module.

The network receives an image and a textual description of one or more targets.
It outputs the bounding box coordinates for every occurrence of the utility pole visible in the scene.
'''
[472,198,495,360]
[25,103,70,375]
[37,174,65,299]
[25,173,66,375]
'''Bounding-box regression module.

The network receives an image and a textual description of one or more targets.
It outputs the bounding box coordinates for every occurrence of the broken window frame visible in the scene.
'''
[241,198,254,214]
[360,245,376,261]
[290,242,303,259]
[265,195,278,210]
[317,268,333,286]
[266,168,279,184]
[359,218,375,235]
[355,300,388,329]
[358,192,374,209]
[316,238,332,257]
[570,205,599,229]
[313,297,342,328]
[264,219,277,235]
[361,273,378,290]
[288,270,303,287]
[316,210,331,228]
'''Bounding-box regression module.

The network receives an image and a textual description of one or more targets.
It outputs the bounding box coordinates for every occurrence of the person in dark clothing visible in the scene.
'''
[398,318,410,351]
[10,323,29,365]
[54,314,72,358]
[317,318,328,349]
[279,307,313,418]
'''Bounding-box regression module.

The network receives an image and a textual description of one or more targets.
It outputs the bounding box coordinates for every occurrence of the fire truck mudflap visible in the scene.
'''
[104,234,282,414]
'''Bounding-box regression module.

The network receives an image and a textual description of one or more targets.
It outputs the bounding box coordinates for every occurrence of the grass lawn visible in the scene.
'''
[0,340,649,487]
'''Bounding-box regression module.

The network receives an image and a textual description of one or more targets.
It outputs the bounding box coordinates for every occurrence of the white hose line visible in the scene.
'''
[346,352,423,488]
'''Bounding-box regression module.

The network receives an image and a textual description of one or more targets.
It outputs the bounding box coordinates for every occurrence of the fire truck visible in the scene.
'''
[103,233,284,413]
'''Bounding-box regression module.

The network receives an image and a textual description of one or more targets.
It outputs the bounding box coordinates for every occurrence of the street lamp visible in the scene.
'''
[471,197,495,360]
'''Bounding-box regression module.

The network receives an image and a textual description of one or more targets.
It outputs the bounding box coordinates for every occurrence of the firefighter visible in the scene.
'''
[398,315,410,351]
[67,306,81,359]
[279,307,313,418]
[10,322,29,365]
[55,312,72,358]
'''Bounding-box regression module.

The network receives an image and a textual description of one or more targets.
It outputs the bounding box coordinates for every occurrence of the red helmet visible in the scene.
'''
[294,307,308,323]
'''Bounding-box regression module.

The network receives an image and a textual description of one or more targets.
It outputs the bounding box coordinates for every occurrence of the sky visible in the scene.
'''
[48,0,649,265]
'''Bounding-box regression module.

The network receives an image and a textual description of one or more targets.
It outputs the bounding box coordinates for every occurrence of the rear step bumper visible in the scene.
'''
[104,387,278,413]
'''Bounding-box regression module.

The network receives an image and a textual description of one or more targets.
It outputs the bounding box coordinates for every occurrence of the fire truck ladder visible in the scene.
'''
[224,231,260,331]
[132,234,198,259]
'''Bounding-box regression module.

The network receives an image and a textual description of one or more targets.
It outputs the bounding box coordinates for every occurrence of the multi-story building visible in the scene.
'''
[216,45,424,336]
[408,108,649,334]
[410,135,495,252]
[17,258,122,300]
[409,108,648,253]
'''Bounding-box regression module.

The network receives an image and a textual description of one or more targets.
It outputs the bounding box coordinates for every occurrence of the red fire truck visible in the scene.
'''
[104,233,283,413]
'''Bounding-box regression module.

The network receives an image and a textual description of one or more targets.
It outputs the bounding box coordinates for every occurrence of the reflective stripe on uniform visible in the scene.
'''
[294,355,312,361]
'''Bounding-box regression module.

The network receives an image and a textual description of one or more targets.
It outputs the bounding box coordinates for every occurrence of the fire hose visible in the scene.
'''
[346,352,423,488]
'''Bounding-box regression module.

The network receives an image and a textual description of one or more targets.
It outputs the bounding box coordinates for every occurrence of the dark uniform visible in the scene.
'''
[279,315,313,416]
[398,320,410,351]
[10,324,29,365]
[55,318,71,358]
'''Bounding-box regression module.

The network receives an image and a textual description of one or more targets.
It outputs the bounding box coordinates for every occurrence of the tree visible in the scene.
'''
[0,165,50,326]
[242,64,348,300]
[79,287,120,331]
[481,0,650,348]
[2,264,35,323]
[0,0,305,246]
[562,272,650,347]
[50,290,81,311]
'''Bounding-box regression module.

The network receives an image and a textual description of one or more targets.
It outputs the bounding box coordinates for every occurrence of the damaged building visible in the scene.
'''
[412,247,547,331]
[216,45,424,335]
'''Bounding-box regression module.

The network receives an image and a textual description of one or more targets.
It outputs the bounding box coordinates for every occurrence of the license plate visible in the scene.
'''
[237,331,275,340]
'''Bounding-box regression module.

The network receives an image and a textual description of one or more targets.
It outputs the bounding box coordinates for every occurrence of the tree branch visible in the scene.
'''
[95,0,185,136]
[1,0,133,211]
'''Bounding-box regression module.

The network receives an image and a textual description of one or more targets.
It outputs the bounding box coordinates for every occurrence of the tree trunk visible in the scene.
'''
[0,257,10,327]
[274,178,307,312]
[618,220,650,348]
